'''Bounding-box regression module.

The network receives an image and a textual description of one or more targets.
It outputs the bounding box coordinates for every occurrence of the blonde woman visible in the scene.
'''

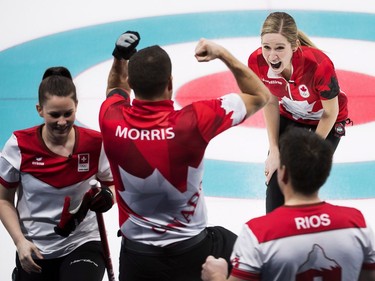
[248,12,350,213]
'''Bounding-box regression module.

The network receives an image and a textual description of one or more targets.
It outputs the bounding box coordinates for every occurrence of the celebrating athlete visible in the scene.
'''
[248,12,351,213]
[202,127,375,281]
[98,31,270,281]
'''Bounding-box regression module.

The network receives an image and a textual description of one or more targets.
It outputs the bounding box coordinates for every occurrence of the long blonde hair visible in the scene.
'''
[261,12,317,48]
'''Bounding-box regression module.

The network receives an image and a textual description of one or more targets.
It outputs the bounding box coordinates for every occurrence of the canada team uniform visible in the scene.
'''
[249,46,350,214]
[230,202,375,281]
[99,89,246,246]
[0,125,113,258]
[248,46,348,125]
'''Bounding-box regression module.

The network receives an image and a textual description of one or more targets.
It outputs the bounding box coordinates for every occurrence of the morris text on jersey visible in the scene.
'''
[115,126,175,140]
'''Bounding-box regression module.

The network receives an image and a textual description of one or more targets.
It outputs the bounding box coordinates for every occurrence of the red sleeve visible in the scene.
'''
[314,56,340,100]
[362,263,375,270]
[99,88,130,129]
[247,48,262,76]
[0,176,19,189]
[231,267,261,281]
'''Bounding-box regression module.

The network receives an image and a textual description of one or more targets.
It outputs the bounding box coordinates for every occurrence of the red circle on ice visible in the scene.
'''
[175,70,375,127]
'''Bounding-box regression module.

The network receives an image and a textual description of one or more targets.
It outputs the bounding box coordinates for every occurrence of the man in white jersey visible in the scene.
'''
[99,31,270,281]
[202,127,375,281]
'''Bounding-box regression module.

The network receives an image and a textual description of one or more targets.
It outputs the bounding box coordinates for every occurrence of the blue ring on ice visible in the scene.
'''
[1,10,374,199]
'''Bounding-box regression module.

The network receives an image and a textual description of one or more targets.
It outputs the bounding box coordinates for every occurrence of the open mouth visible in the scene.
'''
[270,62,282,70]
[55,126,70,134]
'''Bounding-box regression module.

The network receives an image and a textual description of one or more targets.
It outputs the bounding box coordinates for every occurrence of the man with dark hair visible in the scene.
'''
[127,45,172,97]
[98,31,270,281]
[202,127,375,281]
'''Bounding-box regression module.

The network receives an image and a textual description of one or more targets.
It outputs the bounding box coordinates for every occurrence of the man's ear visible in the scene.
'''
[279,165,289,185]
[168,75,173,91]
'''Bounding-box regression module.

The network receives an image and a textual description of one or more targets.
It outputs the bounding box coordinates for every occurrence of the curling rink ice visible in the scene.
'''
[1,0,375,280]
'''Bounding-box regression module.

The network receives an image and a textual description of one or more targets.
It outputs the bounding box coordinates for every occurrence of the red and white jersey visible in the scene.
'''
[0,125,113,258]
[99,90,247,246]
[231,202,375,281]
[248,46,348,125]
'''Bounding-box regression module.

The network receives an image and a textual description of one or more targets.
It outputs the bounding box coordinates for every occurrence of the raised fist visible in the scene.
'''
[112,31,140,60]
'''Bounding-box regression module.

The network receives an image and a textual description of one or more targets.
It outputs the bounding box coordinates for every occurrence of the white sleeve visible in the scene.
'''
[231,224,262,274]
[363,221,375,265]
[0,134,21,184]
[220,93,247,126]
[1,134,21,170]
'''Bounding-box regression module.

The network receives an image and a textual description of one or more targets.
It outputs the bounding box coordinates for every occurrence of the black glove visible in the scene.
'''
[112,31,140,60]
[54,192,93,237]
[89,186,114,213]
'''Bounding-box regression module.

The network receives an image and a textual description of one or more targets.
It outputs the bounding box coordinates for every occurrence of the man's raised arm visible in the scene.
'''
[106,31,140,96]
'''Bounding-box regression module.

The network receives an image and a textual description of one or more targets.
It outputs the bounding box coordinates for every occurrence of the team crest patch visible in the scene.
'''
[78,153,89,172]
[299,85,310,98]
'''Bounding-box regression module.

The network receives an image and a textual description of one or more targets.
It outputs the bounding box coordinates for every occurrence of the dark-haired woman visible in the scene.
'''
[0,67,114,281]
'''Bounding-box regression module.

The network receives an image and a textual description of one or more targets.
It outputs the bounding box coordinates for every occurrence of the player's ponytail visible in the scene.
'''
[38,66,77,106]
[42,66,73,80]
[297,30,317,48]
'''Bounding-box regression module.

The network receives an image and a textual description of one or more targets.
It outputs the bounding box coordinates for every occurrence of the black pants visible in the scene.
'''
[265,116,347,213]
[119,226,237,281]
[14,241,105,281]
